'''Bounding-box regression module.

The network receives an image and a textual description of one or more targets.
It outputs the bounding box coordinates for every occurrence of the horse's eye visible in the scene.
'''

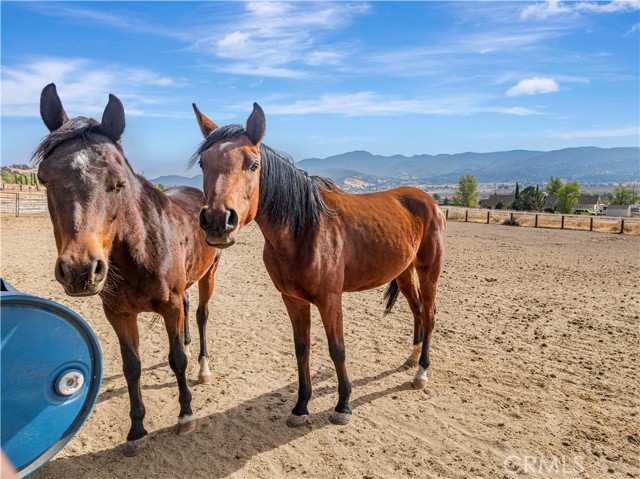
[198,160,203,169]
[250,161,259,172]
[115,181,126,191]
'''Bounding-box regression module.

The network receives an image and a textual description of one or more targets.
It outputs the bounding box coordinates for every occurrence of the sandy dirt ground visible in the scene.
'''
[1,214,638,479]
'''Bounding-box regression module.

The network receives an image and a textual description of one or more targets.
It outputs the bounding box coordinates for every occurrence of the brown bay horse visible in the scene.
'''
[34,84,220,456]
[190,102,446,426]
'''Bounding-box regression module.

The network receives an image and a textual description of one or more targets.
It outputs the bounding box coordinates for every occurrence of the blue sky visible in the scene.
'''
[2,1,639,177]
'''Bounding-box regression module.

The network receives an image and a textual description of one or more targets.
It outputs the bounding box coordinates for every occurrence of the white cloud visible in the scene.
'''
[262,91,539,117]
[521,0,574,20]
[521,0,639,20]
[196,2,369,77]
[625,22,640,35]
[27,3,191,41]
[217,64,307,79]
[553,126,639,139]
[574,0,640,14]
[1,57,188,118]
[506,77,560,96]
[217,31,254,56]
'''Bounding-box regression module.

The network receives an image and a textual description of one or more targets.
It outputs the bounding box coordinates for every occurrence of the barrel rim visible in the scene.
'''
[1,291,103,477]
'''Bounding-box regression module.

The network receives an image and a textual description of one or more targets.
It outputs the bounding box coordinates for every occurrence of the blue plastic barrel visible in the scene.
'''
[1,278,102,477]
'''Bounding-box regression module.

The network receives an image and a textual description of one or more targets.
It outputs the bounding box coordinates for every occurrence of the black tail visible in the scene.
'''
[383,279,400,317]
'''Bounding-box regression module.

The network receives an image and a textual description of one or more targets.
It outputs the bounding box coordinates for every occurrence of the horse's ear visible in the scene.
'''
[245,102,265,145]
[40,83,69,132]
[192,103,218,138]
[100,94,126,142]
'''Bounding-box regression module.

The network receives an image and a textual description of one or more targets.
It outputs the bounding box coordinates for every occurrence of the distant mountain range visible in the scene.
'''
[151,146,639,189]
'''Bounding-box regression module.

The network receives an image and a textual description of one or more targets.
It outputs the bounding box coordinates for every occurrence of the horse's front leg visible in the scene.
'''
[104,308,148,456]
[159,298,196,435]
[317,294,352,425]
[196,263,217,385]
[281,294,312,427]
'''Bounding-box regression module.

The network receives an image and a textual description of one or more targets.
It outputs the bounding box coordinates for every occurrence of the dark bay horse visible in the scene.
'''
[190,102,446,426]
[34,84,220,456]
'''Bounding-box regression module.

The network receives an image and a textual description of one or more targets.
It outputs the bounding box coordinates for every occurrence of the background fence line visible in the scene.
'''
[1,192,638,234]
[442,206,639,234]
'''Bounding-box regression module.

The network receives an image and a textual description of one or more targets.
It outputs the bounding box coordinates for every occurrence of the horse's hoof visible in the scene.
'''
[286,414,309,428]
[176,414,197,435]
[329,411,351,425]
[198,374,212,385]
[123,436,148,457]
[412,377,428,390]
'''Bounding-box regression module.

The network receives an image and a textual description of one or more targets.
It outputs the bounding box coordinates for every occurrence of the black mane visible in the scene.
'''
[190,125,340,236]
[31,117,128,168]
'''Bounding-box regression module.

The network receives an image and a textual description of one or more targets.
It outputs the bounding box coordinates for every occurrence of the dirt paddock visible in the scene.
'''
[1,215,638,478]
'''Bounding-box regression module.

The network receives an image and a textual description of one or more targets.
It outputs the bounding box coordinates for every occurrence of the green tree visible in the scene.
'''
[515,185,546,211]
[511,182,520,210]
[546,176,563,196]
[556,182,581,214]
[1,172,14,184]
[451,175,479,207]
[612,184,640,205]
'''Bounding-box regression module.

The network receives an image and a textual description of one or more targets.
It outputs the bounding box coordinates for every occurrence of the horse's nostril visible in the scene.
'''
[199,208,213,229]
[93,259,106,282]
[226,209,239,232]
[55,259,68,282]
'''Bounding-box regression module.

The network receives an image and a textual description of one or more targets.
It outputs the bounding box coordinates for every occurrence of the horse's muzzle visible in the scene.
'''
[199,206,239,248]
[55,257,107,296]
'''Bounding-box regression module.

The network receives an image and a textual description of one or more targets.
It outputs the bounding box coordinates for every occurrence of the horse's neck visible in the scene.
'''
[111,176,164,267]
[255,213,300,256]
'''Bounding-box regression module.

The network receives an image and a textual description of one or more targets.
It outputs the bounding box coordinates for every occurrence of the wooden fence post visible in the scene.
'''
[620,219,625,234]
[510,212,514,224]
[535,214,538,228]
[561,215,565,229]
[589,217,594,231]
[16,193,20,218]
[486,211,490,224]
[465,210,469,222]
[445,209,449,220]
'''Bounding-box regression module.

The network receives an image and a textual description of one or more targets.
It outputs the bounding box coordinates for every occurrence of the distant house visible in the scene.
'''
[545,194,601,214]
[632,205,640,217]
[606,205,631,217]
[479,194,515,209]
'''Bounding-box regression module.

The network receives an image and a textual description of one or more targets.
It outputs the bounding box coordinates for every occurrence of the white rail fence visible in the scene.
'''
[0,192,48,216]
[442,206,640,234]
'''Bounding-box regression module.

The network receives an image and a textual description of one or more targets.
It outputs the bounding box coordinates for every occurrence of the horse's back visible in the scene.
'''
[329,186,442,228]
[164,186,206,215]
[164,185,205,202]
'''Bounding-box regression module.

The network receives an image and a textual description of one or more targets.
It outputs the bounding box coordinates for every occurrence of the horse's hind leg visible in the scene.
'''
[413,236,445,390]
[104,308,148,456]
[160,298,196,435]
[196,262,218,385]
[183,291,192,358]
[396,266,423,368]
